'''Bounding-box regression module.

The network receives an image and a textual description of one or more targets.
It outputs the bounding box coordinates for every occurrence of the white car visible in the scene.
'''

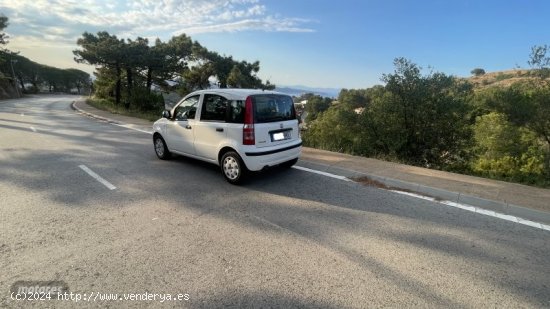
[152,89,302,184]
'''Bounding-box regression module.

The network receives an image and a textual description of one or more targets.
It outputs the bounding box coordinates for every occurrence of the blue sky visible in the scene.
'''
[1,0,549,89]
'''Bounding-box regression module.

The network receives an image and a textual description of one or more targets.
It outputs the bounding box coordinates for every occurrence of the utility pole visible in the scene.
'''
[9,59,20,98]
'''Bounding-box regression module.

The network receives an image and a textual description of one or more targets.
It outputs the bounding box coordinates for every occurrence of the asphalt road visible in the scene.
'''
[1,95,549,308]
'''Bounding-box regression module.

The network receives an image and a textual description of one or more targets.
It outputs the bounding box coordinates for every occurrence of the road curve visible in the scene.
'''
[1,95,549,308]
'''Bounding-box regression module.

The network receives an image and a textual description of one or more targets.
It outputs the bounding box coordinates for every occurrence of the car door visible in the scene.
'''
[166,95,200,155]
[193,93,229,161]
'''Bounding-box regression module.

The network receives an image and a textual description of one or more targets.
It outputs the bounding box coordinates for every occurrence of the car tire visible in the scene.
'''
[220,151,247,185]
[153,135,171,160]
[281,158,298,168]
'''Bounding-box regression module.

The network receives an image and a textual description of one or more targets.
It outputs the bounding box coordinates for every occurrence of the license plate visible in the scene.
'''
[272,131,291,141]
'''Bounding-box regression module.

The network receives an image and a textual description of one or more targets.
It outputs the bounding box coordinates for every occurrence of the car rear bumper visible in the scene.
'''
[242,142,302,171]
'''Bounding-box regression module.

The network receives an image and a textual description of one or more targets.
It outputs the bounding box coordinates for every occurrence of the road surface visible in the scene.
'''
[1,95,549,308]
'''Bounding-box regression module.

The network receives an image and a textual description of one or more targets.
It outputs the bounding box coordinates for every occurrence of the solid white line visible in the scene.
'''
[390,189,550,231]
[78,165,117,190]
[30,126,37,132]
[292,165,352,181]
[292,166,550,232]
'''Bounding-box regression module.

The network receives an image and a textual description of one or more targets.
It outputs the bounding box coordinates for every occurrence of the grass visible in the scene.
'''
[86,98,161,122]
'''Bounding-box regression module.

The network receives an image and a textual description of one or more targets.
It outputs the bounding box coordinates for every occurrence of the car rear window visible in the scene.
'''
[251,94,296,123]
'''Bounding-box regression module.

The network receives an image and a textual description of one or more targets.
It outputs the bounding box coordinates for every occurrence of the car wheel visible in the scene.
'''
[221,151,247,184]
[154,135,171,160]
[281,158,298,168]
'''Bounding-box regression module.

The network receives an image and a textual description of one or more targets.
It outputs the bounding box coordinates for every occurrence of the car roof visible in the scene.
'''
[188,88,288,100]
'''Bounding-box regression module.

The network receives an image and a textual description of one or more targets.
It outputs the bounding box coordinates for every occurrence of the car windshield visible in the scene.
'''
[252,94,296,123]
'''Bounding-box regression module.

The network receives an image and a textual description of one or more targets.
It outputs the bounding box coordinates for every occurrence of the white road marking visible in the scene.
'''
[78,165,117,190]
[292,166,352,181]
[390,190,550,231]
[111,123,153,134]
[30,126,37,132]
[21,113,24,116]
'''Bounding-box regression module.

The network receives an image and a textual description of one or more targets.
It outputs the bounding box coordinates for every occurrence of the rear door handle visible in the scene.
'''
[185,125,192,129]
[216,128,224,132]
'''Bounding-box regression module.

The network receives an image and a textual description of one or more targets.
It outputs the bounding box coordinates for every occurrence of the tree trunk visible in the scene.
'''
[146,68,153,94]
[115,63,121,105]
[125,67,133,109]
[17,76,26,92]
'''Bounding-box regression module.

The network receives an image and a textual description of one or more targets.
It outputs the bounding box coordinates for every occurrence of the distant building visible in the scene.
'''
[354,107,365,114]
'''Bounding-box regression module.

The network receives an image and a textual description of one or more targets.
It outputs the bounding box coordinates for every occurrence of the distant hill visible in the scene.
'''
[275,85,340,98]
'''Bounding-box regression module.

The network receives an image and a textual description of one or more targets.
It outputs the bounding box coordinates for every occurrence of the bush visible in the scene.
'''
[129,87,164,112]
[472,112,548,184]
[471,68,486,76]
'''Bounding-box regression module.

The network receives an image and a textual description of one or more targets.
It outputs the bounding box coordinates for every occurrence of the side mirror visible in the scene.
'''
[162,110,171,119]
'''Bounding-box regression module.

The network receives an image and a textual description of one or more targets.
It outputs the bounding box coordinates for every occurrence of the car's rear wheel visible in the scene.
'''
[154,135,171,160]
[221,151,247,184]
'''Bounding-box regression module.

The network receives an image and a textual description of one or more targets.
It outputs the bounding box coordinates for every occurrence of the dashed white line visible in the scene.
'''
[78,165,117,190]
[292,166,352,181]
[29,126,37,132]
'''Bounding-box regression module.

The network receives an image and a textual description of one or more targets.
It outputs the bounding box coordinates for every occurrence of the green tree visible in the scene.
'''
[226,65,246,88]
[0,15,8,47]
[528,45,550,78]
[470,68,486,76]
[477,82,550,148]
[472,112,547,183]
[305,95,332,122]
[74,32,126,105]
[370,58,473,167]
[180,63,214,94]
[338,88,370,108]
[304,105,360,154]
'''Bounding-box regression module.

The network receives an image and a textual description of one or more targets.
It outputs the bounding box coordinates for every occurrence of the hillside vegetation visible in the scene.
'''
[466,69,539,89]
[0,16,90,98]
[302,56,550,188]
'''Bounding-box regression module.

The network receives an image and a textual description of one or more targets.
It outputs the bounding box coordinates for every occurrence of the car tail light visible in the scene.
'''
[243,96,255,145]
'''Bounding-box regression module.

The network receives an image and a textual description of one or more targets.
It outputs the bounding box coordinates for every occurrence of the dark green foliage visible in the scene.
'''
[129,87,164,113]
[471,68,486,76]
[371,58,473,168]
[303,105,360,154]
[338,88,370,108]
[305,58,473,168]
[0,51,90,94]
[74,31,273,109]
[305,95,333,122]
[472,112,548,185]
[0,15,8,47]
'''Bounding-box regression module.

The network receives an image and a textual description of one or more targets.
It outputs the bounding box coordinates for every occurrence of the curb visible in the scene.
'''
[297,160,550,226]
[71,100,123,125]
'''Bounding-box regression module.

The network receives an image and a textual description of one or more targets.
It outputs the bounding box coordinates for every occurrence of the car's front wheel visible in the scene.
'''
[221,151,247,185]
[153,135,171,160]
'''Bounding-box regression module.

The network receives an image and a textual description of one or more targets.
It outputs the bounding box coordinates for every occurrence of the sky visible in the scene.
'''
[1,0,549,89]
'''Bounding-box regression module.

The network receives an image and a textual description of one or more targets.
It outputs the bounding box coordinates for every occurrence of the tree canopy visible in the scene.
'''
[73,31,274,110]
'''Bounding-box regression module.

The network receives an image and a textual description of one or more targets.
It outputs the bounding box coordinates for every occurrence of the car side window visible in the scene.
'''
[227,100,245,123]
[200,94,228,122]
[174,95,199,121]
